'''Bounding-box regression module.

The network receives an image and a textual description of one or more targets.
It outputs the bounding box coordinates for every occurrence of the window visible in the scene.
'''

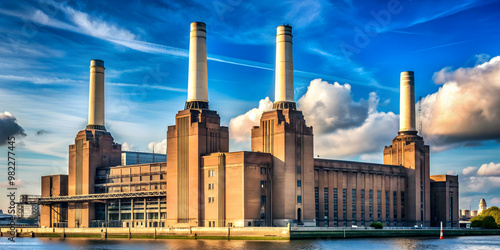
[261,195,267,203]
[361,189,365,204]
[333,188,338,221]
[315,187,319,224]
[297,195,302,204]
[393,191,397,219]
[208,183,214,190]
[297,180,301,187]
[343,189,347,204]
[260,167,266,175]
[208,170,215,177]
[208,197,215,203]
[352,189,356,204]
[324,188,329,221]
[386,191,390,221]
[369,190,373,205]
[260,181,267,188]
[401,191,405,221]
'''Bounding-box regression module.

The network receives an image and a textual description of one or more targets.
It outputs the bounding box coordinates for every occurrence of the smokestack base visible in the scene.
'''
[86,124,106,131]
[272,101,296,110]
[185,100,209,110]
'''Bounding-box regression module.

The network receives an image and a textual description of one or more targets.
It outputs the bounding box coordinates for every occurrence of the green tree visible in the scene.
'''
[482,216,498,229]
[471,206,500,228]
[471,215,484,227]
[370,222,383,229]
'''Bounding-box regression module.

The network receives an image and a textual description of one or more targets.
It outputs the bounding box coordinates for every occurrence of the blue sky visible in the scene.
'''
[1,0,500,212]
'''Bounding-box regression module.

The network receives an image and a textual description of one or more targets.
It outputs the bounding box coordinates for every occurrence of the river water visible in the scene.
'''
[1,235,500,249]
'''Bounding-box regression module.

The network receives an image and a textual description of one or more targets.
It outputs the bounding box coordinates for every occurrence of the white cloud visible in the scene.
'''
[461,176,500,194]
[462,166,478,176]
[57,4,135,41]
[297,79,370,133]
[229,97,273,149]
[228,79,398,159]
[298,79,398,159]
[447,170,456,175]
[121,142,134,151]
[477,162,500,176]
[420,56,500,147]
[0,74,83,85]
[148,139,167,155]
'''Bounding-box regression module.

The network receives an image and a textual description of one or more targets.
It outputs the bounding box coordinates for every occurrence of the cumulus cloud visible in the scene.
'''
[148,139,167,155]
[298,80,398,158]
[461,176,500,194]
[228,79,398,159]
[0,111,26,145]
[420,56,500,147]
[462,166,478,176]
[477,162,500,176]
[459,162,500,208]
[297,79,369,133]
[229,97,273,149]
[121,142,134,151]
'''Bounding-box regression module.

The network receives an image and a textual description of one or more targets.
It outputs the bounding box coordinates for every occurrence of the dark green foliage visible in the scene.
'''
[370,222,383,229]
[471,206,500,229]
[483,216,499,229]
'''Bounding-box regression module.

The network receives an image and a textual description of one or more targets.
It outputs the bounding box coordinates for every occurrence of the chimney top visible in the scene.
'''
[90,59,104,68]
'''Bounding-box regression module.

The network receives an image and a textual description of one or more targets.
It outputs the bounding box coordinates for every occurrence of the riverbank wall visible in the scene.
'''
[290,227,500,239]
[0,227,290,240]
[1,227,500,240]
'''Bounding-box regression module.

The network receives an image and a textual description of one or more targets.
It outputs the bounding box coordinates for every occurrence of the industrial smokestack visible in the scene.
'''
[87,59,106,130]
[185,22,209,110]
[273,25,296,110]
[400,71,416,133]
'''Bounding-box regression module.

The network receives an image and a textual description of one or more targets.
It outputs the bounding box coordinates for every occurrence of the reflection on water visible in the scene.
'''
[0,235,499,249]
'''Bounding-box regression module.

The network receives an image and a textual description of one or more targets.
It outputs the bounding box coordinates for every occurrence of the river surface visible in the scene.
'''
[1,235,500,249]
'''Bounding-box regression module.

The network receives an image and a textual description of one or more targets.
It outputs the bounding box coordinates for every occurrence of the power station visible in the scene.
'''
[40,22,459,228]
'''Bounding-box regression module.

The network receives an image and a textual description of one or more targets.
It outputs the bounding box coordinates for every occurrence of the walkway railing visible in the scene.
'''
[39,190,167,204]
